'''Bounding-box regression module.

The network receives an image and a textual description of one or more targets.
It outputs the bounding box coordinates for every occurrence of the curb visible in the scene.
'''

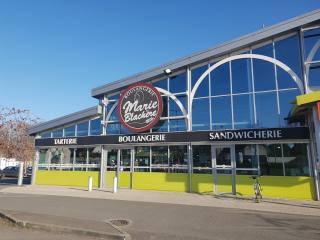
[0,211,130,240]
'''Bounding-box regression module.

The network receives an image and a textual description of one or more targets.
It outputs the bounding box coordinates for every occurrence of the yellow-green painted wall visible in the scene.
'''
[132,172,189,192]
[236,175,316,200]
[191,174,214,193]
[105,171,131,188]
[36,170,316,200]
[36,170,99,188]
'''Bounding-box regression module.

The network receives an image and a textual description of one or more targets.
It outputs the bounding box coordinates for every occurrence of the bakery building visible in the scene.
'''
[29,10,320,200]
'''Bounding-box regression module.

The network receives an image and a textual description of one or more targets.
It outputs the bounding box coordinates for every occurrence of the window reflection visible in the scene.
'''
[233,94,254,129]
[170,72,187,93]
[211,96,232,130]
[210,63,230,96]
[77,122,88,136]
[192,145,211,172]
[192,98,210,130]
[192,65,209,97]
[255,92,279,128]
[275,34,302,89]
[231,59,252,93]
[64,125,75,137]
[90,118,102,136]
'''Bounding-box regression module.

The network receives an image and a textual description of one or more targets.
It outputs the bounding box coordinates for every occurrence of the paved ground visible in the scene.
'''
[0,186,320,240]
[2,185,320,216]
[0,218,107,240]
[0,177,30,190]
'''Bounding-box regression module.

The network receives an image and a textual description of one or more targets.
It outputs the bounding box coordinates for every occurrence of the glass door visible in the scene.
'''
[212,145,236,195]
[106,148,133,189]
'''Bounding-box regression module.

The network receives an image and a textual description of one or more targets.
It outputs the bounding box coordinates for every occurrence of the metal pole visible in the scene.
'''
[88,176,93,192]
[17,162,24,186]
[31,149,39,185]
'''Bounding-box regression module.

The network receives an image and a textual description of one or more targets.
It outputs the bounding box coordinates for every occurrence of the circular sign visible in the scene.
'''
[117,83,163,133]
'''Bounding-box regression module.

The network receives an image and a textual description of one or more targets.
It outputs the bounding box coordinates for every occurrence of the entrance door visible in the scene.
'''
[106,148,133,189]
[212,146,236,195]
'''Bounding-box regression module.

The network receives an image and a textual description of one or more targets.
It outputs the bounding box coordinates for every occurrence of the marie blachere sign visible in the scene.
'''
[118,83,163,133]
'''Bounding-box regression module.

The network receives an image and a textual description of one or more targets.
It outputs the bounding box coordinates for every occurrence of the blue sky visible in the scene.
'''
[0,0,319,121]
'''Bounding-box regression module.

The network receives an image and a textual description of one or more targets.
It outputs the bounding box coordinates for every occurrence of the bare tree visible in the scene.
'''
[0,107,39,166]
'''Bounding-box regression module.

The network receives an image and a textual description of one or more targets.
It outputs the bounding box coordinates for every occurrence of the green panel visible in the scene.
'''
[119,172,131,188]
[191,174,214,193]
[217,175,233,193]
[106,171,116,188]
[132,172,189,192]
[35,170,99,188]
[236,175,316,200]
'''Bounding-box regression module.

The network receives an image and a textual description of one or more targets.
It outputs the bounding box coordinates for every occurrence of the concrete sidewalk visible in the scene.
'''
[0,209,129,240]
[1,185,320,217]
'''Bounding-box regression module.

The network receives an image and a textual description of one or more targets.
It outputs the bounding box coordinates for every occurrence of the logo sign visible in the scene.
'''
[118,83,163,133]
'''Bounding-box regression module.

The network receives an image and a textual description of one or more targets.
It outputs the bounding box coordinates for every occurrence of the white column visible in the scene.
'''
[312,107,320,200]
[31,149,39,185]
[99,146,106,188]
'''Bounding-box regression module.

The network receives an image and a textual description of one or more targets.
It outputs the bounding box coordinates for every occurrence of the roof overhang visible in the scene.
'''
[91,9,320,99]
[28,105,102,136]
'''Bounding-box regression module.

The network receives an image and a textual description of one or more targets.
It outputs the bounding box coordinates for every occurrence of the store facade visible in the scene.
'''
[29,10,320,200]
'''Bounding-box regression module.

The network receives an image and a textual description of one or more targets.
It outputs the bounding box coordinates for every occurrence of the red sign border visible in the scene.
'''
[117,83,163,133]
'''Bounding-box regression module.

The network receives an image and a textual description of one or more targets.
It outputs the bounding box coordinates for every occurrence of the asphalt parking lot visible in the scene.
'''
[0,177,30,190]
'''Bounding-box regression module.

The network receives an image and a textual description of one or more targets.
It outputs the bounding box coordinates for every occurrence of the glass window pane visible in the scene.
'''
[39,149,49,164]
[303,28,320,62]
[77,122,88,136]
[308,65,320,88]
[210,62,230,96]
[108,94,119,101]
[120,149,131,168]
[152,146,168,166]
[169,119,187,132]
[192,145,211,168]
[75,148,87,164]
[275,34,302,89]
[252,44,276,91]
[255,92,279,128]
[233,94,254,129]
[192,98,210,130]
[152,119,168,133]
[235,145,258,168]
[153,78,168,90]
[161,96,168,117]
[170,72,187,93]
[259,144,284,176]
[49,148,62,165]
[61,148,74,165]
[64,125,75,137]
[41,132,51,138]
[107,149,117,168]
[192,65,209,97]
[135,146,150,167]
[107,123,120,135]
[52,129,63,138]
[211,96,232,130]
[88,147,101,165]
[90,118,102,136]
[283,143,309,176]
[231,59,253,93]
[279,89,300,127]
[169,145,188,167]
[106,103,118,121]
[169,95,187,117]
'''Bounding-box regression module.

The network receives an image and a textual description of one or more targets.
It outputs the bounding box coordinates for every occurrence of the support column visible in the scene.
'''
[31,149,39,185]
[99,146,107,188]
[188,143,192,193]
[312,107,320,200]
